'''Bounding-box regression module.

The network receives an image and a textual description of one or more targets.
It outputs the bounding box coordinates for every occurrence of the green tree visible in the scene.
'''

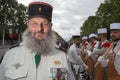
[0,0,27,45]
[96,0,120,28]
[14,3,27,42]
[80,16,100,36]
[80,0,120,37]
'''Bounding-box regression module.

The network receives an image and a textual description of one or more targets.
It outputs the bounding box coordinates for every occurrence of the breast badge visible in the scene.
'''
[50,68,67,80]
[54,60,61,65]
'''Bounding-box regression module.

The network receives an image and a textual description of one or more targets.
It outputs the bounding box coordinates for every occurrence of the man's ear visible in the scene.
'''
[50,23,53,29]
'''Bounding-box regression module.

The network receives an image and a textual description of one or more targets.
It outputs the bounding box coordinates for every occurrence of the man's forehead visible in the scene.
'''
[28,17,49,22]
[110,29,120,32]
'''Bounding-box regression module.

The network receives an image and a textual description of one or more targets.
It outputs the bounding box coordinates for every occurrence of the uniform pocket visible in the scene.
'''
[5,68,27,79]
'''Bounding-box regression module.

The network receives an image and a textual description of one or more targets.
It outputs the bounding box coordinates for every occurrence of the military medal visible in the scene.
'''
[54,60,61,65]
[50,68,67,80]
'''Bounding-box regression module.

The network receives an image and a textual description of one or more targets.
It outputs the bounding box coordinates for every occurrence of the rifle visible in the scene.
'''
[85,42,97,61]
[94,42,114,68]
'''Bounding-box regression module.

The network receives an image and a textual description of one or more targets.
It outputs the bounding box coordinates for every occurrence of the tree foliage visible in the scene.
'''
[80,16,100,36]
[80,0,120,36]
[0,0,27,43]
[0,0,27,28]
[54,31,66,42]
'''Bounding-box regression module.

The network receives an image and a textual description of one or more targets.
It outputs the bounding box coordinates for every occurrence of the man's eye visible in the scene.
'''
[43,23,49,26]
[32,23,38,25]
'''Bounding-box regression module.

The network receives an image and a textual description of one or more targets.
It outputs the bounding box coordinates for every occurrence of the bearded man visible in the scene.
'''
[98,23,120,80]
[0,2,69,80]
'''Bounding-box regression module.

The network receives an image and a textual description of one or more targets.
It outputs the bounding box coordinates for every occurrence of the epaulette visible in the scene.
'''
[8,43,23,50]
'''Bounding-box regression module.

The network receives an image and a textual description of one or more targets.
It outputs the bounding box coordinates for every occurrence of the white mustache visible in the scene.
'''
[34,31,45,35]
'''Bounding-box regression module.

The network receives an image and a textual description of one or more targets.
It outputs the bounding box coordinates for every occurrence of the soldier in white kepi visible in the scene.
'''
[92,28,111,80]
[91,28,110,55]
[0,1,69,80]
[98,23,120,80]
[80,36,90,63]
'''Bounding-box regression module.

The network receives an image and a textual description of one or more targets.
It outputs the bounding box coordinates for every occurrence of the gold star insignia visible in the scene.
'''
[54,60,61,65]
[13,63,23,69]
[39,7,42,12]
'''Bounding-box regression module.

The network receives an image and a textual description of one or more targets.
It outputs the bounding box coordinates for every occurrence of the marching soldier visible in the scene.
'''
[67,35,89,80]
[91,28,110,55]
[81,36,90,50]
[86,33,99,80]
[0,2,69,80]
[81,36,90,63]
[98,23,120,80]
[87,33,99,53]
[91,28,111,80]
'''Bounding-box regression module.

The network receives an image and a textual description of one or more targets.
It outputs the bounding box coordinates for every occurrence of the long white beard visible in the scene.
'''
[22,29,56,55]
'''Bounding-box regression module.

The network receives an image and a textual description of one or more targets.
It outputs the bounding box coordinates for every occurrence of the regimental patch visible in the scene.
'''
[54,60,61,65]
[12,62,23,69]
[39,7,42,12]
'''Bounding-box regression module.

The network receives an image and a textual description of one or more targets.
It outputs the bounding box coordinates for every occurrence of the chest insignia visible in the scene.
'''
[50,68,67,79]
[12,62,23,69]
[54,60,61,65]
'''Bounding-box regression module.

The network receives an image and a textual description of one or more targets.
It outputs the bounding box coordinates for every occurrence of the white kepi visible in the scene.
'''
[110,23,120,30]
[97,28,107,34]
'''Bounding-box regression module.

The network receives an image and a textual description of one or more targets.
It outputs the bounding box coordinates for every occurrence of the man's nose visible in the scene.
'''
[38,23,44,31]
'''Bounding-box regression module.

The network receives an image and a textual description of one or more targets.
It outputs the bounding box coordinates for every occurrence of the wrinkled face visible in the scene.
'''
[110,29,120,41]
[28,17,52,40]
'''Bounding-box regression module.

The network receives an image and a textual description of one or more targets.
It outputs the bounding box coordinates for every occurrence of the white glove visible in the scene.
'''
[84,49,87,53]
[73,64,79,74]
[87,50,92,56]
[83,63,88,70]
[98,56,109,67]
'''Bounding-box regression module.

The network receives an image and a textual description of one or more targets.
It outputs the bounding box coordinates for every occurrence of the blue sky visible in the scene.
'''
[17,0,104,41]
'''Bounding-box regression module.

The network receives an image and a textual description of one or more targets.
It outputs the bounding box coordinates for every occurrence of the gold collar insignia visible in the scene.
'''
[54,60,61,65]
